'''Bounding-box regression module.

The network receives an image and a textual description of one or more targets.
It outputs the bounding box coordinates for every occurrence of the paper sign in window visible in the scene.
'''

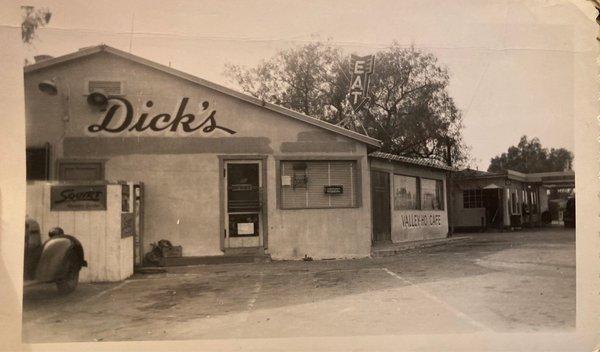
[237,223,255,235]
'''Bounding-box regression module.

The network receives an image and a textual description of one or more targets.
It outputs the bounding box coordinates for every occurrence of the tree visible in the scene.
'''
[225,42,469,166]
[21,6,52,44]
[487,135,573,173]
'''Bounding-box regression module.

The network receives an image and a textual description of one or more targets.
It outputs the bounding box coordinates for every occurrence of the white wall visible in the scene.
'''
[370,159,449,243]
[26,182,133,282]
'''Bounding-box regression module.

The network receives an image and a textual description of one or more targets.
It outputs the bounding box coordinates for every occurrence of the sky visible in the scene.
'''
[17,0,596,170]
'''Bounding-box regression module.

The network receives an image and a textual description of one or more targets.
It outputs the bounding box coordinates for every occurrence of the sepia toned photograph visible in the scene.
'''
[2,0,598,350]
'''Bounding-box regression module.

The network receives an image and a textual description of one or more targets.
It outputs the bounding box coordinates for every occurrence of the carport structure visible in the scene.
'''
[450,169,574,232]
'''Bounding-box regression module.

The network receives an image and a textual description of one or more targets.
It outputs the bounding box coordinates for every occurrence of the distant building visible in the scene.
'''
[450,168,575,231]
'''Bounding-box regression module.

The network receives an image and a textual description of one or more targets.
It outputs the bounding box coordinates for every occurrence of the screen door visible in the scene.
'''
[224,161,262,248]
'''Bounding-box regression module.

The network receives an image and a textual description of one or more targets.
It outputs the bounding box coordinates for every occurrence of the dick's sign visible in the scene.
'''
[348,54,374,113]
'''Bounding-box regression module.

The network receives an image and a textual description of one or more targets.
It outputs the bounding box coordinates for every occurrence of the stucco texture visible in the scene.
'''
[370,159,449,243]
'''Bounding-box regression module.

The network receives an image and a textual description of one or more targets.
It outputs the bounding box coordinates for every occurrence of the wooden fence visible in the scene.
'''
[26,182,133,282]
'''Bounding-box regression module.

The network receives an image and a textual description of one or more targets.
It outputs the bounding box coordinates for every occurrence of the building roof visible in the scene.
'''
[454,168,499,178]
[454,168,577,184]
[369,151,455,171]
[528,170,575,188]
[24,44,381,148]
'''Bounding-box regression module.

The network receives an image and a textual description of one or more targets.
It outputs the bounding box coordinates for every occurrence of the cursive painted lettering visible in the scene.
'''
[88,97,236,135]
[55,189,102,204]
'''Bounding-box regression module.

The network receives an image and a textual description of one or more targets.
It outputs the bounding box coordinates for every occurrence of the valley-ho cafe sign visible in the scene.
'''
[87,97,237,135]
[348,54,374,113]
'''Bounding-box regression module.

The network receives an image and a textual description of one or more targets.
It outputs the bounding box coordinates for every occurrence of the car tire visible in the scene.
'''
[56,254,80,294]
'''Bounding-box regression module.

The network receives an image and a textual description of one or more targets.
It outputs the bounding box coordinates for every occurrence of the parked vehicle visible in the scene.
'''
[563,197,575,228]
[24,218,87,294]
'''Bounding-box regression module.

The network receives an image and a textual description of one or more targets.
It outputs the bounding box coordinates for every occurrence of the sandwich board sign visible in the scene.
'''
[348,54,374,113]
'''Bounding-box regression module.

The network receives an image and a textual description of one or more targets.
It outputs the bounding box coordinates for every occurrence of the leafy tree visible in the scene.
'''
[225,41,468,166]
[21,6,52,44]
[487,135,573,173]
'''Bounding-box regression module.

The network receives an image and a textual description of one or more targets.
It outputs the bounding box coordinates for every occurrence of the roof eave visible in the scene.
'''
[369,153,455,172]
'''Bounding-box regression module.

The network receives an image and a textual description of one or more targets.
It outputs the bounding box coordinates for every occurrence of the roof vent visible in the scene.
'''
[87,80,124,96]
[33,55,53,63]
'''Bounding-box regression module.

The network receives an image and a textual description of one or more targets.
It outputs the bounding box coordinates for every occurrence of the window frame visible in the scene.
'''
[56,159,106,181]
[26,144,51,181]
[463,189,484,209]
[276,157,362,210]
[393,173,421,211]
[420,177,445,211]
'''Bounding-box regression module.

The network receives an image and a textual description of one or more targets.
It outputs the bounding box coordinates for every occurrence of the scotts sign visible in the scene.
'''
[50,185,107,211]
[348,54,374,113]
[87,97,236,135]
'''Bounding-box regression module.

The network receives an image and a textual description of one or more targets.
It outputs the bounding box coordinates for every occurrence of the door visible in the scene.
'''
[483,188,502,228]
[371,170,391,243]
[224,161,263,248]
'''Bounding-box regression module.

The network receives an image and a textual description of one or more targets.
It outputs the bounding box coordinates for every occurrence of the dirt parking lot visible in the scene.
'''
[22,227,575,343]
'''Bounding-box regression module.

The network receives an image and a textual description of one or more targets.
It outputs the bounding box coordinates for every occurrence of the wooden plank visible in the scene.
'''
[87,209,106,282]
[41,184,59,243]
[26,183,44,228]
[120,237,134,279]
[105,185,121,281]
[58,210,76,236]
[74,211,91,283]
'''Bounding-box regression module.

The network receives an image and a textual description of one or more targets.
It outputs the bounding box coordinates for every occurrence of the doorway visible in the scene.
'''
[483,188,503,229]
[371,170,391,243]
[223,160,263,249]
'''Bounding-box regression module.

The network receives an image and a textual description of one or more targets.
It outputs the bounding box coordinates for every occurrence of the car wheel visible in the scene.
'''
[56,255,80,294]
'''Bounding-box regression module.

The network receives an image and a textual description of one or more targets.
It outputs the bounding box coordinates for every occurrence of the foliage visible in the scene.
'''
[225,41,468,166]
[487,135,573,173]
[21,6,52,44]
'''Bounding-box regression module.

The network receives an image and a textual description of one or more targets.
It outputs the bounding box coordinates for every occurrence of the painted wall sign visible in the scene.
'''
[87,97,236,135]
[324,185,344,195]
[348,54,374,112]
[50,185,107,211]
[400,212,443,229]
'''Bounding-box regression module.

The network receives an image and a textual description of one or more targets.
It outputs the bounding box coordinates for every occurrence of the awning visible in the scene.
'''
[483,183,503,189]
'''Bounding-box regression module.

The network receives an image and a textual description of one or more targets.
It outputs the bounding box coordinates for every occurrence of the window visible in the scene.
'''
[394,175,419,210]
[26,146,50,180]
[463,189,483,208]
[421,178,444,210]
[280,160,357,209]
[58,160,104,181]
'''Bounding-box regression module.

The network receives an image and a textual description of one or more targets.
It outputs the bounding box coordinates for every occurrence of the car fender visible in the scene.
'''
[35,237,80,282]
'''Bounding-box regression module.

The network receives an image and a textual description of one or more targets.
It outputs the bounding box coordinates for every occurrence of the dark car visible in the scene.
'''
[563,197,575,228]
[24,218,87,294]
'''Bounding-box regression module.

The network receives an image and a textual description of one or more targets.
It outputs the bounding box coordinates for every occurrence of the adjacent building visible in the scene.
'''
[450,168,574,231]
[369,152,453,244]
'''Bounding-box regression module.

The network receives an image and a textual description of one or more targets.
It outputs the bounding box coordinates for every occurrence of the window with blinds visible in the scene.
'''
[280,161,357,209]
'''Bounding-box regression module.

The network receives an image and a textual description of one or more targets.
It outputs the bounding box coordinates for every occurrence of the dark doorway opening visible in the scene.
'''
[483,188,503,229]
[371,170,391,243]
